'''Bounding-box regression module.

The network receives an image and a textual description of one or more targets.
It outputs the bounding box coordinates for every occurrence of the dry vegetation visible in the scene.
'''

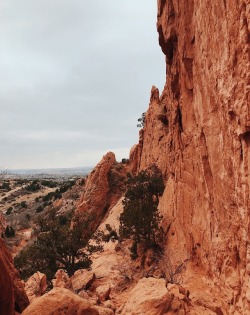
[0,177,84,254]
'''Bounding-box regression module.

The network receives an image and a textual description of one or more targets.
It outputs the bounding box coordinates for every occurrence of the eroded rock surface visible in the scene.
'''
[71,270,96,292]
[120,277,186,315]
[76,152,126,231]
[129,0,250,313]
[25,272,47,303]
[22,287,99,315]
[0,238,29,314]
[52,269,72,289]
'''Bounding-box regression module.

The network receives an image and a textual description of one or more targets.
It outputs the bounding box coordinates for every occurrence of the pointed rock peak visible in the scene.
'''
[150,85,160,103]
[100,151,116,165]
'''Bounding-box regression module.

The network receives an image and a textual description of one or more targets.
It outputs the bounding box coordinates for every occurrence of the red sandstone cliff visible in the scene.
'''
[130,0,249,313]
[0,238,29,314]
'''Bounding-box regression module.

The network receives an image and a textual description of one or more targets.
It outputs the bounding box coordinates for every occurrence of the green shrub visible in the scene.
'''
[5,225,15,238]
[58,215,68,226]
[26,181,40,192]
[0,182,11,191]
[25,213,31,220]
[102,224,118,243]
[36,206,43,213]
[41,180,58,188]
[6,207,13,215]
[20,201,27,208]
[15,212,103,281]
[129,241,138,260]
[119,168,165,258]
[137,112,146,128]
[121,158,129,164]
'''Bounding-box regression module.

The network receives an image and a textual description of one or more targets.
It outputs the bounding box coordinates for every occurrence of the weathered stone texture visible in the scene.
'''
[25,272,47,303]
[130,1,249,313]
[76,152,126,230]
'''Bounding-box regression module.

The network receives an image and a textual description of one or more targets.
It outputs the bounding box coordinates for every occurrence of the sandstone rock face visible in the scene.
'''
[129,1,249,313]
[95,307,114,315]
[96,285,111,302]
[71,270,96,292]
[52,269,72,289]
[0,238,29,314]
[25,272,47,303]
[77,152,126,230]
[120,277,186,315]
[22,287,99,315]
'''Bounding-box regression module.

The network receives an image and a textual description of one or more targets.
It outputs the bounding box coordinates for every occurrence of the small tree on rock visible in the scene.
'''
[137,112,146,128]
[5,225,15,238]
[119,168,165,259]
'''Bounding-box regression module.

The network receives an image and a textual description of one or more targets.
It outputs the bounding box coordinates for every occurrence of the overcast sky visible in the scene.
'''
[0,1,165,170]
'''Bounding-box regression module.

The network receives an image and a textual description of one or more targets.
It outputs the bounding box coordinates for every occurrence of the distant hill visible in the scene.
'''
[8,167,93,180]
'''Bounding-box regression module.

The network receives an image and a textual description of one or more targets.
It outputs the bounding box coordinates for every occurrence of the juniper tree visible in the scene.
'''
[137,112,146,128]
[119,168,165,259]
[14,211,103,281]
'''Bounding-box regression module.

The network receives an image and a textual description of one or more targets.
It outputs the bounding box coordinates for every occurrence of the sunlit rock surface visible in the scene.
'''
[129,1,250,313]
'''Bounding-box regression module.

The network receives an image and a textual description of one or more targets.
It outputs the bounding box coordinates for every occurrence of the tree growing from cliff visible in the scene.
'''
[119,167,165,259]
[137,112,146,128]
[14,210,103,281]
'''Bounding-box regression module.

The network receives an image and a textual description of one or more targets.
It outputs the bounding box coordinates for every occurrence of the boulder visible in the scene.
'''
[95,307,114,315]
[25,272,47,303]
[121,277,171,315]
[22,287,99,315]
[96,285,111,302]
[103,300,116,312]
[121,277,186,315]
[52,269,72,289]
[71,270,95,292]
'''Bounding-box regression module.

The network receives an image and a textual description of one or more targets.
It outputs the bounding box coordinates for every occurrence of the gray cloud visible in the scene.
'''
[0,0,165,169]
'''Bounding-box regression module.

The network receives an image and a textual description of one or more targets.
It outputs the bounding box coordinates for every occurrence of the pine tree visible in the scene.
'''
[119,168,165,258]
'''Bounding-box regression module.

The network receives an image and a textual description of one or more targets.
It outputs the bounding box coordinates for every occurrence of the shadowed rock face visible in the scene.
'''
[130,0,249,312]
[0,238,29,315]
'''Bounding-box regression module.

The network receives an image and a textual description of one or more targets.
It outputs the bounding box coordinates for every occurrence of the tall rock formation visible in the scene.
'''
[130,1,249,313]
[77,152,126,231]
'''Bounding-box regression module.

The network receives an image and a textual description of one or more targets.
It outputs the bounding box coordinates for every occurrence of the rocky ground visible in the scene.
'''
[21,197,226,315]
[4,153,228,315]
